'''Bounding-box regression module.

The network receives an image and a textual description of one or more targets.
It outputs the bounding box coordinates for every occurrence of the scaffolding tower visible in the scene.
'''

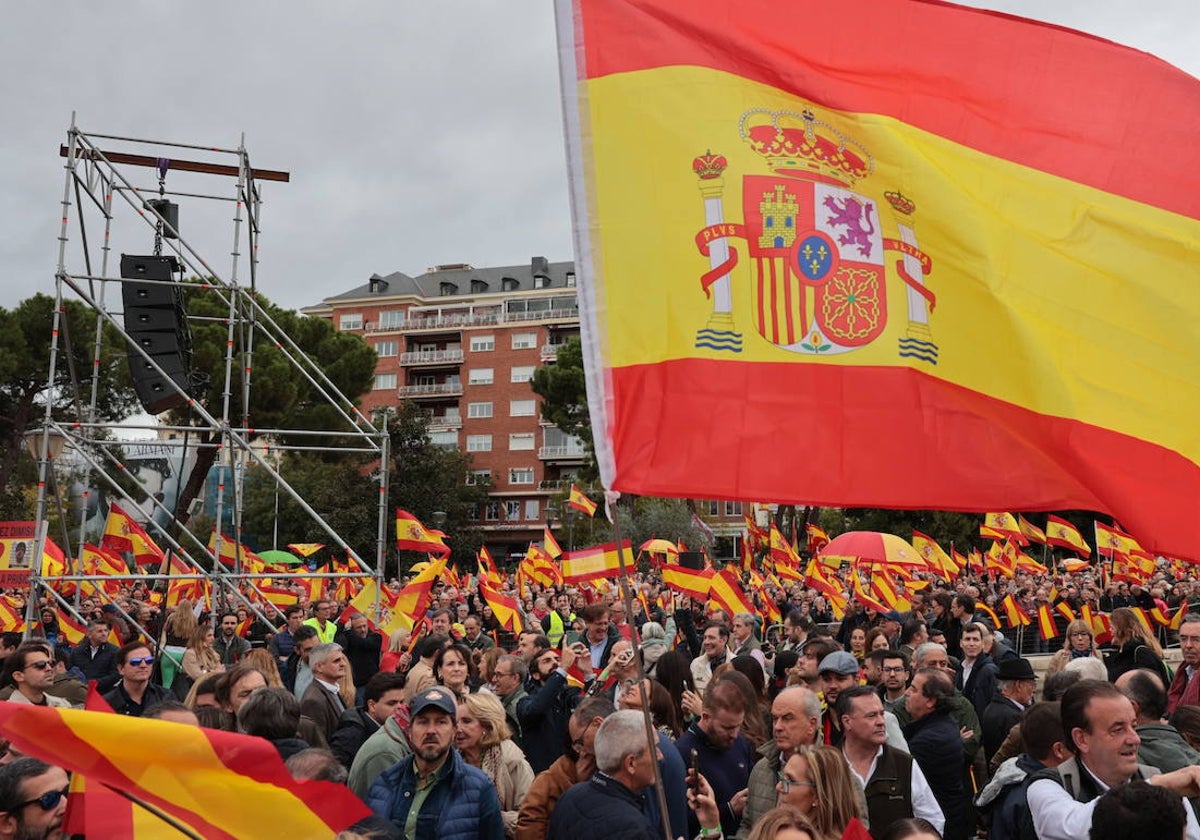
[26,115,389,637]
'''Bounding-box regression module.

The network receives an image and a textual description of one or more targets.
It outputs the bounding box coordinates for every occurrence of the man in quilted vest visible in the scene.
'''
[366,686,504,840]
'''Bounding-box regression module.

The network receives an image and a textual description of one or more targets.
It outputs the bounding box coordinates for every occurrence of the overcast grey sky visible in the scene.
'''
[2,1,1196,314]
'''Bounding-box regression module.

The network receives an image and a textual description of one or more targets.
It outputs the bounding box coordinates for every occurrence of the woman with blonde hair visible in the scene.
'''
[242,648,285,688]
[159,599,199,689]
[748,806,818,840]
[378,627,412,674]
[455,692,534,837]
[1106,606,1168,683]
[181,624,224,682]
[1045,618,1104,678]
[777,744,866,840]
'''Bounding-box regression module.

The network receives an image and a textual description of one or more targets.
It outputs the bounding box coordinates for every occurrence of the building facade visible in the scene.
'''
[303,257,585,559]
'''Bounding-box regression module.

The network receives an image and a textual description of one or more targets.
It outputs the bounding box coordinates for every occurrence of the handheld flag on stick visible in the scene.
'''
[567,484,598,517]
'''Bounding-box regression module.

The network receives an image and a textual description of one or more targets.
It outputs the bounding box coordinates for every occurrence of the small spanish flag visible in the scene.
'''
[1054,602,1077,624]
[479,581,523,632]
[660,563,714,601]
[1036,604,1059,641]
[395,509,450,556]
[543,527,563,559]
[567,484,598,517]
[1000,593,1031,628]
[561,541,630,583]
[709,567,755,618]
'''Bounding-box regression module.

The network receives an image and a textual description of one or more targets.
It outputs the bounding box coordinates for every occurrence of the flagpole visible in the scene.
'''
[608,492,673,840]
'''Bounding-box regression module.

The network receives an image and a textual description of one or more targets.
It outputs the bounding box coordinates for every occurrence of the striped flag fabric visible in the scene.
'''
[1036,604,1059,641]
[543,527,563,560]
[1,702,369,837]
[395,509,450,556]
[100,503,165,567]
[567,484,598,517]
[561,541,631,584]
[1000,594,1031,628]
[1045,516,1091,556]
[558,0,1200,560]
[1017,515,1047,545]
[1094,521,1142,559]
[660,563,714,601]
[708,567,755,618]
[480,581,524,632]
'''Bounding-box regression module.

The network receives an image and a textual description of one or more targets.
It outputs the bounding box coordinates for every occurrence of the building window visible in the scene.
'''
[485,501,501,521]
[375,340,397,357]
[510,365,535,383]
[470,335,495,352]
[509,468,535,485]
[339,313,363,331]
[707,500,720,516]
[468,368,494,385]
[525,500,540,520]
[467,401,493,419]
[429,430,458,450]
[510,399,536,417]
[373,373,397,391]
[466,434,492,452]
[724,501,743,516]
[512,332,537,350]
[509,433,535,451]
[378,310,405,329]
[466,469,491,485]
[505,501,522,520]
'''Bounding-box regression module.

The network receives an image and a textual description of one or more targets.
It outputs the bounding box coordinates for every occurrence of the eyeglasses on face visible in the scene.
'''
[15,786,70,812]
[22,660,53,672]
[126,656,155,667]
[572,719,599,749]
[776,771,815,794]
[881,666,907,674]
[1069,631,1092,638]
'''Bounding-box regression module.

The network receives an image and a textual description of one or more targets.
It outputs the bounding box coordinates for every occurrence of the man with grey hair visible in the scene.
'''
[1116,668,1200,774]
[1063,655,1108,682]
[490,654,530,740]
[548,709,662,840]
[738,684,822,839]
[892,641,984,784]
[300,642,348,743]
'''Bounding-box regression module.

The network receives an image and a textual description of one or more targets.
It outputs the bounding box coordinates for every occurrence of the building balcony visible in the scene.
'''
[538,479,568,491]
[503,308,579,324]
[538,444,587,460]
[540,344,562,362]
[400,349,464,366]
[394,312,500,331]
[397,382,463,398]
[426,415,463,430]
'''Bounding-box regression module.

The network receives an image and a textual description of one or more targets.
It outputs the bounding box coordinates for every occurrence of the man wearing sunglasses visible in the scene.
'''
[103,642,173,717]
[5,644,69,709]
[0,757,69,840]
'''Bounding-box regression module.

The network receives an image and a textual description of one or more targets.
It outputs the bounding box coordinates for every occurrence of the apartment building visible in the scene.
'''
[303,257,585,558]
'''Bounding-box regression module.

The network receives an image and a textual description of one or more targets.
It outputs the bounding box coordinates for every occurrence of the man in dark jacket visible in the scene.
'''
[675,678,755,837]
[549,709,662,840]
[336,613,383,705]
[67,620,119,692]
[904,668,968,840]
[974,701,1070,840]
[329,672,406,768]
[955,622,999,718]
[516,645,585,773]
[367,687,504,840]
[102,642,173,716]
[981,658,1036,764]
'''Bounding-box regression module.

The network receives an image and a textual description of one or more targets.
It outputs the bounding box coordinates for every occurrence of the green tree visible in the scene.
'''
[0,295,138,500]
[170,288,378,531]
[387,401,492,572]
[530,337,597,481]
[239,454,379,564]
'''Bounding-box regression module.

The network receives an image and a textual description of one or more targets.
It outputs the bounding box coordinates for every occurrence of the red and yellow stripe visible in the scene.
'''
[0,704,368,837]
[562,0,1200,559]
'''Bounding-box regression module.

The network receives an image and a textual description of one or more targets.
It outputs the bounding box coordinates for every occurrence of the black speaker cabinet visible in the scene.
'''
[121,254,193,415]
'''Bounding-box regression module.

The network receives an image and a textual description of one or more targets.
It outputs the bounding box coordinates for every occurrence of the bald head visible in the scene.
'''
[1116,668,1167,723]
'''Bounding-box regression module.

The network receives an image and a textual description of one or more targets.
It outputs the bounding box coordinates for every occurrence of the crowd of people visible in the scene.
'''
[3,558,1200,840]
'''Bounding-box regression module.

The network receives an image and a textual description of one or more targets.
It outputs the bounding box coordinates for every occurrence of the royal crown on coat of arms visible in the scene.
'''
[693,108,938,363]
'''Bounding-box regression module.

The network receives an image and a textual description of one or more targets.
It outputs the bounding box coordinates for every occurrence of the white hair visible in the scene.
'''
[594,709,654,775]
[1063,656,1106,681]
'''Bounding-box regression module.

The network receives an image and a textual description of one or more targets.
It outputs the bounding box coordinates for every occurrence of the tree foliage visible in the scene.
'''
[0,294,139,501]
[170,287,379,530]
[530,337,597,481]
[386,401,492,572]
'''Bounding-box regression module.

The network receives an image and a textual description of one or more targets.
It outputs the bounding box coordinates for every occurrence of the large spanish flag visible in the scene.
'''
[0,703,369,837]
[558,0,1200,558]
